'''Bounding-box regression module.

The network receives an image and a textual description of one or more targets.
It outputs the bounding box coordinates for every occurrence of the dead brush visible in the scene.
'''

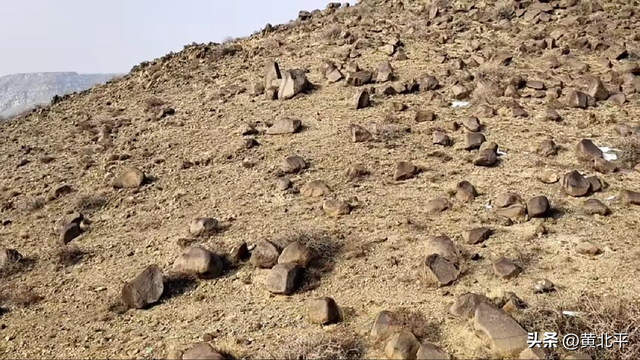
[0,286,43,308]
[263,330,364,360]
[75,193,108,213]
[53,245,89,267]
[143,96,167,112]
[516,292,640,360]
[614,137,640,169]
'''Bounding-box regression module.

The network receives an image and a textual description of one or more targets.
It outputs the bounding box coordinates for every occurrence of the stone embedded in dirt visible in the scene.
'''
[568,90,588,108]
[576,139,603,160]
[423,253,461,287]
[60,222,82,244]
[189,218,218,237]
[512,106,528,118]
[476,79,504,98]
[346,71,373,86]
[249,240,280,268]
[278,69,310,100]
[584,198,610,215]
[425,197,450,213]
[376,62,394,83]
[346,164,368,180]
[266,118,302,135]
[450,293,491,320]
[463,227,492,245]
[432,131,451,146]
[322,199,351,217]
[462,117,482,132]
[451,84,470,99]
[326,67,343,83]
[419,75,439,91]
[415,110,435,122]
[379,44,396,56]
[455,181,477,203]
[276,177,292,191]
[609,92,626,106]
[265,263,302,295]
[264,87,278,100]
[473,145,498,167]
[426,235,460,265]
[370,310,402,343]
[527,196,550,218]
[308,297,340,325]
[539,169,559,184]
[465,132,486,150]
[594,157,617,174]
[621,190,640,205]
[113,167,145,189]
[394,161,418,181]
[0,248,22,270]
[173,246,223,279]
[264,61,281,90]
[473,302,528,354]
[505,84,519,97]
[493,257,521,279]
[536,139,558,156]
[384,331,421,360]
[502,292,527,314]
[533,278,555,294]
[350,124,373,142]
[121,265,164,309]
[576,241,601,255]
[496,204,527,223]
[519,346,547,360]
[526,80,545,90]
[352,88,370,109]
[228,241,250,265]
[587,76,609,101]
[301,180,330,198]
[281,155,308,174]
[48,184,73,201]
[416,343,451,360]
[495,192,522,208]
[586,176,603,193]
[182,342,225,360]
[546,109,561,121]
[562,171,591,197]
[276,242,313,269]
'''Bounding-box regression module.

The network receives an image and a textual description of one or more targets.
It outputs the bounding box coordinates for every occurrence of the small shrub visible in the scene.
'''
[265,330,363,360]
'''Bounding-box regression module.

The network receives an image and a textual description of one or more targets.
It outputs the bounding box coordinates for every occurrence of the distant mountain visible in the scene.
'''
[0,72,121,118]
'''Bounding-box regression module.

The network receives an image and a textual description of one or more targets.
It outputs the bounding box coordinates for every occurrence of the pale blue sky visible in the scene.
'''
[0,0,353,77]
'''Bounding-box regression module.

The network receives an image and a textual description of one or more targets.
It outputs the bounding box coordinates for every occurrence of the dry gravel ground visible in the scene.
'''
[2,0,640,359]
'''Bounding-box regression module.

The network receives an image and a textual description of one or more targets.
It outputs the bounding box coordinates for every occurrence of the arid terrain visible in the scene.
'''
[1,0,640,359]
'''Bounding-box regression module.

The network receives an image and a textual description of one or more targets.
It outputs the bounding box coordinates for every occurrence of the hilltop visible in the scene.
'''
[0,72,120,119]
[1,0,640,359]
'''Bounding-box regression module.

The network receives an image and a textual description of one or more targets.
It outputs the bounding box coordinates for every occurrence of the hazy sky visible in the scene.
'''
[0,0,353,77]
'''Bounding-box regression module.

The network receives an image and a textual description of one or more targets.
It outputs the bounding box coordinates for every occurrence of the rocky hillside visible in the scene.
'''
[0,72,120,118]
[1,0,640,359]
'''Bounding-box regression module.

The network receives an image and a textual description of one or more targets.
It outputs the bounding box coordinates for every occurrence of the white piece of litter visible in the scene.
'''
[497,150,507,156]
[562,311,582,317]
[607,195,616,200]
[603,153,617,161]
[598,146,622,162]
[451,101,470,108]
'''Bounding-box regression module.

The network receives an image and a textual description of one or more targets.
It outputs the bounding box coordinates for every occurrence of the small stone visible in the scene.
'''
[568,90,588,108]
[455,181,477,203]
[189,218,218,237]
[584,198,610,215]
[450,293,491,320]
[346,164,368,180]
[60,222,82,244]
[465,132,486,150]
[326,67,343,83]
[264,61,282,90]
[384,331,421,360]
[493,257,521,279]
[432,131,451,146]
[266,118,302,134]
[505,84,519,97]
[609,92,626,106]
[301,180,330,197]
[462,117,482,132]
[518,347,546,360]
[526,80,545,90]
[278,69,310,100]
[495,192,522,208]
[250,240,280,268]
[425,197,450,213]
[527,196,550,218]
[463,227,492,245]
[546,109,561,121]
[276,177,292,191]
[423,253,460,287]
[576,139,603,160]
[350,124,373,142]
[587,76,609,101]
[587,176,603,193]
[370,310,402,343]
[121,265,164,309]
[621,190,640,205]
[539,169,559,184]
[173,247,223,279]
[474,145,498,167]
[512,107,529,117]
[376,62,394,82]
[533,278,555,293]
[536,139,558,156]
[323,199,351,217]
[474,302,528,354]
[351,88,370,109]
[451,84,470,99]
[562,171,591,197]
[394,161,418,181]
[281,155,308,174]
[415,110,435,122]
[496,204,527,223]
[380,44,396,56]
[228,242,250,265]
[594,157,617,174]
[419,76,440,91]
[346,71,373,86]
[576,241,601,255]
[265,263,302,295]
[308,297,340,324]
[416,343,451,360]
[182,342,224,360]
[113,167,145,188]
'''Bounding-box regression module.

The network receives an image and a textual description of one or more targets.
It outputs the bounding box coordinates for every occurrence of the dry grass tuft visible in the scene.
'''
[0,287,44,308]
[517,292,640,360]
[75,193,108,213]
[53,245,89,267]
[262,329,364,360]
[143,97,167,112]
[24,196,46,212]
[615,137,640,169]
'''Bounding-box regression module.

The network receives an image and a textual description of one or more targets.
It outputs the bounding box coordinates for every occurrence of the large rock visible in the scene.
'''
[562,171,591,197]
[416,343,451,360]
[370,310,402,343]
[576,139,603,160]
[113,167,145,188]
[182,342,225,360]
[189,218,218,237]
[450,293,491,320]
[278,241,311,268]
[423,253,460,287]
[587,76,609,101]
[621,190,640,205]
[278,69,310,100]
[173,247,223,279]
[384,331,421,360]
[308,297,340,324]
[121,265,164,309]
[352,88,370,109]
[250,240,280,268]
[395,161,418,181]
[264,61,281,90]
[473,302,528,355]
[265,263,302,295]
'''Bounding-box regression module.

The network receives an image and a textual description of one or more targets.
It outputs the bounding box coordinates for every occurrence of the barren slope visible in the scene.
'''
[1,1,640,359]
